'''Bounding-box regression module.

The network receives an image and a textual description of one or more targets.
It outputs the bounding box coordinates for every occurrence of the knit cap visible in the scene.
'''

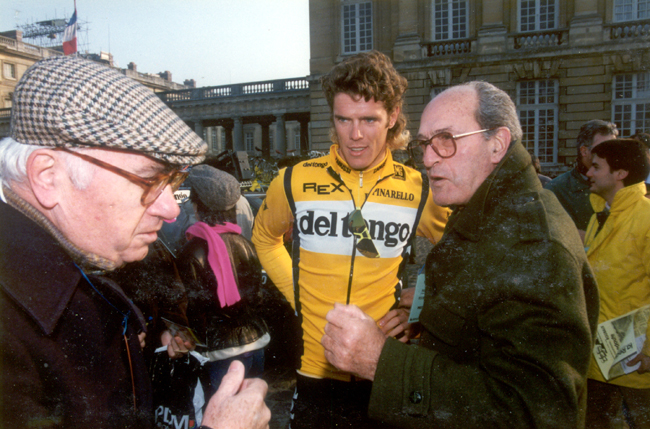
[10,55,206,165]
[188,165,241,211]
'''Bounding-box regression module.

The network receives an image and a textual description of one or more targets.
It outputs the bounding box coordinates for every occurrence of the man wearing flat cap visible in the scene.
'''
[0,56,270,428]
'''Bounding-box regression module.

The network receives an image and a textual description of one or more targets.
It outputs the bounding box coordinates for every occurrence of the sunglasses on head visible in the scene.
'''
[348,209,380,258]
[56,146,189,206]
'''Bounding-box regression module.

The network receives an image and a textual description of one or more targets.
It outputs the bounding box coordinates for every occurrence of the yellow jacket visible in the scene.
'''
[252,145,449,380]
[585,182,650,388]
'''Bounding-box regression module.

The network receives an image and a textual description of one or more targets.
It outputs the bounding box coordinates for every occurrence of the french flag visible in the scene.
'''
[62,8,77,55]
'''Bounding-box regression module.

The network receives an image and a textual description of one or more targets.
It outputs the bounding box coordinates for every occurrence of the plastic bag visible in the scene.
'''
[150,347,207,429]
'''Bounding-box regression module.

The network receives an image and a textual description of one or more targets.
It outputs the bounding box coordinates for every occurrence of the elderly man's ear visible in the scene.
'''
[489,127,511,164]
[26,149,66,210]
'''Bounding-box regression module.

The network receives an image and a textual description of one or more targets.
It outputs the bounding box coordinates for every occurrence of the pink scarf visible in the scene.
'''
[185,222,242,307]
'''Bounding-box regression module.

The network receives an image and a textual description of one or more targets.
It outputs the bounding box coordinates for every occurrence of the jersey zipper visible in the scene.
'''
[327,167,393,304]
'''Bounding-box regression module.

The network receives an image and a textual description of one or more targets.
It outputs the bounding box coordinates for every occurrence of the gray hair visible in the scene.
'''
[462,81,523,143]
[0,137,95,190]
[576,119,619,158]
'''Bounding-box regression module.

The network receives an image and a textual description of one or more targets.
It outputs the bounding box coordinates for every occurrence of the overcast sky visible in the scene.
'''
[2,0,311,87]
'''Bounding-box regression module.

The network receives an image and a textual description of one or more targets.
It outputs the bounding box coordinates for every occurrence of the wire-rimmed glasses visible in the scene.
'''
[407,128,495,162]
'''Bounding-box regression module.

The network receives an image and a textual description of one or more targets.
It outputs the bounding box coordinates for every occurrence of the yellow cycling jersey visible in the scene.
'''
[252,145,449,380]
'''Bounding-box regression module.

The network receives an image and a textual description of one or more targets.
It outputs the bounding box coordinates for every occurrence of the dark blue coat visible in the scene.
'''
[0,198,153,428]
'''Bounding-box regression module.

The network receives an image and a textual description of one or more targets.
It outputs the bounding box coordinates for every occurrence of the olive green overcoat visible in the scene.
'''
[369,142,599,428]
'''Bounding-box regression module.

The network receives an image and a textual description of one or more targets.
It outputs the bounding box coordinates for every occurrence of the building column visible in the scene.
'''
[223,124,234,151]
[298,117,310,155]
[570,0,603,45]
[194,120,204,141]
[477,1,507,55]
[393,0,422,62]
[260,118,273,158]
[275,114,286,157]
[233,117,243,152]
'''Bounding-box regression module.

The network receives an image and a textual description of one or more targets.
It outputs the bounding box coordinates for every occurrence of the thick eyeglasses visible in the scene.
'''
[407,128,494,161]
[57,147,189,206]
[348,209,380,258]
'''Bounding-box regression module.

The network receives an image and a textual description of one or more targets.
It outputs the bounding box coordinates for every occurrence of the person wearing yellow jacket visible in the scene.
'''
[252,51,448,429]
[584,138,650,427]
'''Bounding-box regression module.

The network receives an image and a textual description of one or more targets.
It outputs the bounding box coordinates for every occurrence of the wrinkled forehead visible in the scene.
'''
[420,88,478,134]
[590,133,617,149]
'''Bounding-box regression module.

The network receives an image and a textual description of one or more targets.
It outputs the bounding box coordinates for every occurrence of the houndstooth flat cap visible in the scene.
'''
[10,56,206,165]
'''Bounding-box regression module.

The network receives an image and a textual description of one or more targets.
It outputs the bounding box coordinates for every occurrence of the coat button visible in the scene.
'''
[409,391,423,404]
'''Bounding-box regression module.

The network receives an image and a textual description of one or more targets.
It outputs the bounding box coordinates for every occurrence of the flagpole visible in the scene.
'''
[74,0,77,57]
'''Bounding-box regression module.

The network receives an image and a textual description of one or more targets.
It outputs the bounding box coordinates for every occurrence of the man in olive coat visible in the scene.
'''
[322,81,599,428]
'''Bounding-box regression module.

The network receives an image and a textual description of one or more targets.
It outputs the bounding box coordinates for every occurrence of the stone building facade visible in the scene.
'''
[308,0,650,175]
[0,30,190,138]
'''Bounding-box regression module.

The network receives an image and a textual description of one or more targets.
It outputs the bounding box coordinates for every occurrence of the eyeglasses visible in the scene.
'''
[57,147,189,206]
[348,209,380,258]
[407,128,495,161]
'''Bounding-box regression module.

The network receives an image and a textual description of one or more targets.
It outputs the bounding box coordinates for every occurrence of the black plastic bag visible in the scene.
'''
[150,350,205,429]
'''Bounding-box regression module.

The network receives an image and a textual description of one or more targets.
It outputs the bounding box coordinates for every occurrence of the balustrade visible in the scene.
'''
[423,39,473,58]
[158,77,309,103]
[0,35,62,58]
[514,30,566,49]
[607,21,650,40]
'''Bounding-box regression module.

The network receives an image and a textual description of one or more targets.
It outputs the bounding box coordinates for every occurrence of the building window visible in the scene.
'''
[432,0,468,40]
[245,131,254,152]
[342,1,372,54]
[519,0,557,32]
[3,62,16,80]
[614,0,650,21]
[517,80,559,164]
[430,86,447,100]
[612,72,650,136]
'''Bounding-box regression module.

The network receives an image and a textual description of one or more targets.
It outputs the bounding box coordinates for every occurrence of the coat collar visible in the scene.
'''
[0,194,147,336]
[589,182,646,214]
[0,199,83,335]
[446,141,541,241]
[3,186,116,271]
[569,167,591,191]
[584,182,647,255]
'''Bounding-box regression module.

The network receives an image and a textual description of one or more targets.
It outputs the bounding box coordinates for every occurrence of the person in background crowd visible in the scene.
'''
[236,195,255,240]
[177,165,271,400]
[583,139,650,428]
[0,56,270,429]
[322,81,599,428]
[531,154,552,186]
[252,50,449,428]
[545,119,618,237]
[630,132,650,197]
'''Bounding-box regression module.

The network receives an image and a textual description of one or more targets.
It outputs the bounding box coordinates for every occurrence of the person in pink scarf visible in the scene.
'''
[176,165,271,401]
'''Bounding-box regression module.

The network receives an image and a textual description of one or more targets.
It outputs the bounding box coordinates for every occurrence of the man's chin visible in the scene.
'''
[120,244,152,265]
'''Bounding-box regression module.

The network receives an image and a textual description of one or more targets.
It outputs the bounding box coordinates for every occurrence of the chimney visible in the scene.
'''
[0,30,23,42]
[127,62,137,72]
[158,71,172,82]
[184,79,196,88]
